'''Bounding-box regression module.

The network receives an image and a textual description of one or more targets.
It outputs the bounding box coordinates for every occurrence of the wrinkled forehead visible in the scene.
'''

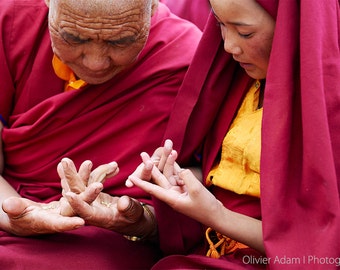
[48,0,153,40]
[50,0,148,17]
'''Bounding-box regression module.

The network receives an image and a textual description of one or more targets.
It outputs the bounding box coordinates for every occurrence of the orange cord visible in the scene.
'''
[205,227,248,258]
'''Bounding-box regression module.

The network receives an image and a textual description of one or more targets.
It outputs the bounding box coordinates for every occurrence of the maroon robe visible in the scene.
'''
[160,0,340,269]
[160,0,211,31]
[0,1,203,269]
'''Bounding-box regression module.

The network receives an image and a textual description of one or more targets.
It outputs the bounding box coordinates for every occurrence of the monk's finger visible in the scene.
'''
[88,162,119,185]
[78,160,93,186]
[140,152,154,180]
[128,175,176,206]
[157,139,173,171]
[78,182,104,205]
[61,158,85,193]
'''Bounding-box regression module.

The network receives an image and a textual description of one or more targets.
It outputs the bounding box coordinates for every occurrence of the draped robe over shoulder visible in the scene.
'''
[160,0,211,30]
[0,1,203,269]
[160,0,340,269]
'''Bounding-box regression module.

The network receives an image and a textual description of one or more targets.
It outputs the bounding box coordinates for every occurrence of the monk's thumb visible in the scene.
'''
[178,169,197,184]
[2,197,28,217]
[117,196,144,222]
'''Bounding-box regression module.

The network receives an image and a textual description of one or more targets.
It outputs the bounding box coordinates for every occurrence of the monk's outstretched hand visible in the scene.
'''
[126,139,174,187]
[127,145,220,227]
[1,196,84,236]
[61,161,156,239]
[58,158,119,216]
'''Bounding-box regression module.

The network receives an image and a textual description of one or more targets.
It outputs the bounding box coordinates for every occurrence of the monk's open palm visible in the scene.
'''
[1,197,84,236]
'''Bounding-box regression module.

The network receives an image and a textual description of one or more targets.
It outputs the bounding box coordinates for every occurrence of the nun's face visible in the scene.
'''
[210,0,275,79]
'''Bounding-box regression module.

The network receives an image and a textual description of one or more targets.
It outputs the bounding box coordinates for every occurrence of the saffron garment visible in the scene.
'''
[204,81,262,259]
[0,1,203,269]
[160,0,211,31]
[207,81,262,198]
[161,0,340,269]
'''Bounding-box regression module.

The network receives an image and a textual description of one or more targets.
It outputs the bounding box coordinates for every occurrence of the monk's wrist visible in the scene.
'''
[124,202,158,242]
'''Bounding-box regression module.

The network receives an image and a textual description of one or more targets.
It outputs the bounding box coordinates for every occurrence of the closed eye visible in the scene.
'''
[107,36,137,48]
[239,32,253,38]
[61,32,90,44]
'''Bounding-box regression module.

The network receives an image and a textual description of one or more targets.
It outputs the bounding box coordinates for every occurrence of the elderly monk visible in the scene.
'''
[0,0,202,269]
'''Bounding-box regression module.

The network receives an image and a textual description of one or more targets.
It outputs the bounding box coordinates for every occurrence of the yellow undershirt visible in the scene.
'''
[52,55,87,91]
[206,81,262,198]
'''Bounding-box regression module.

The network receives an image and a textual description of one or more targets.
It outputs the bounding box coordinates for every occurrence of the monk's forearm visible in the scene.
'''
[207,203,264,254]
[0,176,21,201]
[0,127,21,199]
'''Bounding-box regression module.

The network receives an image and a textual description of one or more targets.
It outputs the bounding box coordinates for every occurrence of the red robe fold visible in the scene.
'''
[160,0,211,30]
[0,1,203,269]
[162,0,340,269]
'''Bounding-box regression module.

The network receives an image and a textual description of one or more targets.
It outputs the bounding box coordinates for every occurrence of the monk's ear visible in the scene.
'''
[151,0,158,16]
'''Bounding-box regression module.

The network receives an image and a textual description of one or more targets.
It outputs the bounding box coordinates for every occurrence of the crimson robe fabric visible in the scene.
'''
[160,0,211,30]
[0,1,203,269]
[161,0,340,269]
